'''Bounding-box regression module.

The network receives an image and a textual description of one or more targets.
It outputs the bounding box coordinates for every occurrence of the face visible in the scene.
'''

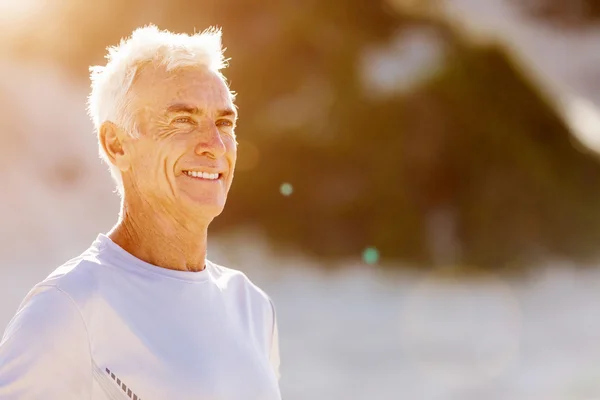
[116,66,237,221]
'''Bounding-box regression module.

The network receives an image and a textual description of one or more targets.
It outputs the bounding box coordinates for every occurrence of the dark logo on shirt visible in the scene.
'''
[105,368,142,400]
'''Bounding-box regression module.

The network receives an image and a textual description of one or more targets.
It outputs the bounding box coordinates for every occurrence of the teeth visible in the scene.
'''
[184,171,219,180]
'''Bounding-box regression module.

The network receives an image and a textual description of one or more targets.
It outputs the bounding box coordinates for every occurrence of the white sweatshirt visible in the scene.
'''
[0,234,282,400]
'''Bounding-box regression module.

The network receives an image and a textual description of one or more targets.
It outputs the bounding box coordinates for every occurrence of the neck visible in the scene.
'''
[108,197,209,272]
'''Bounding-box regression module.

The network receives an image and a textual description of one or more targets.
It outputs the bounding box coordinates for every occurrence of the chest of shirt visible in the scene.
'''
[82,281,280,400]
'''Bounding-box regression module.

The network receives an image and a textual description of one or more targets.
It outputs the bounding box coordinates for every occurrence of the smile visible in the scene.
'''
[182,170,222,180]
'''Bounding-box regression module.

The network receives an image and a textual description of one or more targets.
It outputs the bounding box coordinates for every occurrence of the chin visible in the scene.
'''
[181,193,226,216]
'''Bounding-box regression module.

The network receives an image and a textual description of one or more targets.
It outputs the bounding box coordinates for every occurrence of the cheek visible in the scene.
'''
[140,146,166,168]
[131,140,177,175]
[226,138,238,165]
[230,148,238,166]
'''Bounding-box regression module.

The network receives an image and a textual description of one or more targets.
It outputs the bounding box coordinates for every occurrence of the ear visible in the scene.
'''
[99,121,131,172]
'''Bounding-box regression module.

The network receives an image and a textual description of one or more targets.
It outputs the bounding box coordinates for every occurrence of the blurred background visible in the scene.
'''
[2,0,600,398]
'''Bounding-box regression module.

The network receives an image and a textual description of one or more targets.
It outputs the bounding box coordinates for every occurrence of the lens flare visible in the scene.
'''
[362,247,380,264]
[280,182,293,196]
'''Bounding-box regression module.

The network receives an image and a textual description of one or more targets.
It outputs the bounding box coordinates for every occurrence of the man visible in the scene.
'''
[0,25,281,400]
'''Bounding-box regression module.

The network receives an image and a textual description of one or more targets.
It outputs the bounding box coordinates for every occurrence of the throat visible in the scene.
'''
[108,210,208,272]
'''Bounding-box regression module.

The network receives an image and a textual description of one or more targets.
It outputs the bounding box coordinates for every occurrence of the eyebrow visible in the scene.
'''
[217,108,237,119]
[166,103,198,114]
[166,103,237,119]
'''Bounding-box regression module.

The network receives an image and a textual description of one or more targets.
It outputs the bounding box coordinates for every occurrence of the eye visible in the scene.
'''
[216,119,234,128]
[173,116,195,124]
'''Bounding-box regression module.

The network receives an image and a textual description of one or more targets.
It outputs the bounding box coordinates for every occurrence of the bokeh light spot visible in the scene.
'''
[362,247,380,264]
[280,182,293,196]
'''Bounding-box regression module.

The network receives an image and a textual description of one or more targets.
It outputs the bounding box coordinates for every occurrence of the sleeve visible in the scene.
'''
[268,298,281,381]
[0,285,92,399]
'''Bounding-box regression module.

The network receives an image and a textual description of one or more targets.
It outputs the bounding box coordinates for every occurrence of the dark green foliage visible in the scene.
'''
[216,37,600,269]
[416,43,600,267]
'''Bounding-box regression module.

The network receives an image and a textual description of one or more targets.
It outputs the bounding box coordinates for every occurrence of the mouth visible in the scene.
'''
[182,170,223,181]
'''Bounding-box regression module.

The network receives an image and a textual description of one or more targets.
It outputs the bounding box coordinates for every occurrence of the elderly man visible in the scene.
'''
[0,25,281,400]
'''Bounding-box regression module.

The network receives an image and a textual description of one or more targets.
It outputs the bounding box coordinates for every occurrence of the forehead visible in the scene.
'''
[130,65,235,114]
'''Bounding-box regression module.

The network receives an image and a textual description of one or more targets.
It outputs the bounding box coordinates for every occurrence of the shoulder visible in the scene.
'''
[207,260,276,315]
[0,277,93,398]
[3,283,87,341]
[206,260,279,364]
[13,249,107,323]
[207,260,266,295]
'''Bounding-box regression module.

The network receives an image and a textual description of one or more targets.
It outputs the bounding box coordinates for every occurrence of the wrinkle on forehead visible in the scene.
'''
[127,65,235,132]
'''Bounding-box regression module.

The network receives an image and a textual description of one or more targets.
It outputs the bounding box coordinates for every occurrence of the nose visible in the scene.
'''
[194,121,226,159]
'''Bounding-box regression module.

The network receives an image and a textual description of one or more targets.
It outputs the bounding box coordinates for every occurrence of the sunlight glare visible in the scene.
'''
[562,95,600,154]
[0,0,46,27]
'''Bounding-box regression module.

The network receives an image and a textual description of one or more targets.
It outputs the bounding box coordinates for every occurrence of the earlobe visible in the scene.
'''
[99,121,130,172]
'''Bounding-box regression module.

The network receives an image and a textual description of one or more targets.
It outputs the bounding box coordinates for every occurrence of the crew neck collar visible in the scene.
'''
[93,233,211,283]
